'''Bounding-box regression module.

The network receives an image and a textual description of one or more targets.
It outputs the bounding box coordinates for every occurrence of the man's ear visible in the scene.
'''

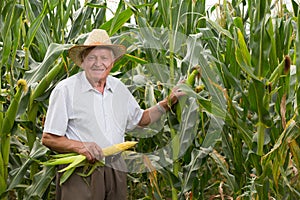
[79,63,85,70]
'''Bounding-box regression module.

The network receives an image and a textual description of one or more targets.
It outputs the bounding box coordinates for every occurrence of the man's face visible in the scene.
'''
[81,47,114,84]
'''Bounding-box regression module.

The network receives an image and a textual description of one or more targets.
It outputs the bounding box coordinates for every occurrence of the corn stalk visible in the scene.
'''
[0,80,27,197]
[1,0,300,199]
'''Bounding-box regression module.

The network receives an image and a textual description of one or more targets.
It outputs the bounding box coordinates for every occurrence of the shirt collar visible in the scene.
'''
[105,76,114,92]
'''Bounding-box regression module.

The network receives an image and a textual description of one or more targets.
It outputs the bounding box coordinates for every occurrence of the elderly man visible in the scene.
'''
[42,29,184,200]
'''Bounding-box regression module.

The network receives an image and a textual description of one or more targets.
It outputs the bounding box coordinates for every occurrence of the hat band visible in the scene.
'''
[86,41,111,45]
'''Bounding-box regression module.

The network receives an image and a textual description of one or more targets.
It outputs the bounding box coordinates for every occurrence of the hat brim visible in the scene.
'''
[68,44,126,66]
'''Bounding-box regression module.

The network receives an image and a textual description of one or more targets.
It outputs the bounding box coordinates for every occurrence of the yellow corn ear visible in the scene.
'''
[43,141,138,167]
[102,141,138,156]
[42,141,138,185]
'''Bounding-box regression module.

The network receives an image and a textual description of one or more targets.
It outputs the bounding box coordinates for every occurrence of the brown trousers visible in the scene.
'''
[56,160,127,200]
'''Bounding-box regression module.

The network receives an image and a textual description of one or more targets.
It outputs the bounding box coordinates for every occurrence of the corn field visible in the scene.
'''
[0,0,300,199]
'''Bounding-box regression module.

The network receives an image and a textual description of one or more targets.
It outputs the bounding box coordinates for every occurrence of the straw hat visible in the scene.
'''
[68,29,126,66]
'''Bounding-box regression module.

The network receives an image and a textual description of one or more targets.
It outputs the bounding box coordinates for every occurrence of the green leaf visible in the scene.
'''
[47,0,59,10]
[100,8,133,35]
[24,166,56,199]
[24,5,47,48]
[181,147,212,194]
[123,54,148,65]
[210,150,239,192]
[175,97,200,157]
[235,28,259,80]
[66,6,94,42]
[206,18,233,39]
[8,141,50,190]
[30,62,64,103]
[60,167,76,185]
[145,63,170,84]
[262,120,299,165]
[24,43,72,85]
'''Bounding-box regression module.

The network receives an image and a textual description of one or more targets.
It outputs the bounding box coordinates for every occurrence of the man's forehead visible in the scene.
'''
[88,47,113,54]
[88,48,113,56]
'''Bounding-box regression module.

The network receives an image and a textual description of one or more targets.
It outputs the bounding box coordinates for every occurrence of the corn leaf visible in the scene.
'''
[24,166,56,199]
[58,155,86,172]
[8,141,49,190]
[24,43,72,86]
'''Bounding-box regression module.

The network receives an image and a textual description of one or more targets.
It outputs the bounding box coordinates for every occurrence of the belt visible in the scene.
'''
[105,153,121,164]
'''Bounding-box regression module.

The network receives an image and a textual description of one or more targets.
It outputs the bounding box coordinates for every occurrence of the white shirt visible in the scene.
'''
[43,71,143,148]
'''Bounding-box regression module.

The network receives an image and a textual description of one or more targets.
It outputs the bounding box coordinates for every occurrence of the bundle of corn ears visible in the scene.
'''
[42,141,138,185]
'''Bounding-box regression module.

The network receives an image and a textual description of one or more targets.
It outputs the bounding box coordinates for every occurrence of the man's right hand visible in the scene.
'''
[42,133,104,163]
[79,142,104,163]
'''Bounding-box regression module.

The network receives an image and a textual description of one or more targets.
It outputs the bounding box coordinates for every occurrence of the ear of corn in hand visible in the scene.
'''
[41,141,138,185]
[102,141,138,156]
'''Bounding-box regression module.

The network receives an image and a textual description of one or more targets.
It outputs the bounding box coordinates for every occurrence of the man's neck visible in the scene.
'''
[88,78,105,93]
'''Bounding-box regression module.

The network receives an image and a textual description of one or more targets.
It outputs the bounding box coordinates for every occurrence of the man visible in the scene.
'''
[42,29,184,200]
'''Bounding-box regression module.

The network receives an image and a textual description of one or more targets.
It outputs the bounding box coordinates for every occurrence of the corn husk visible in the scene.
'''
[42,141,138,185]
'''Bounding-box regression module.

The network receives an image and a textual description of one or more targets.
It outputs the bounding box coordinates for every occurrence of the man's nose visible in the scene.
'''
[95,59,109,69]
[94,58,103,66]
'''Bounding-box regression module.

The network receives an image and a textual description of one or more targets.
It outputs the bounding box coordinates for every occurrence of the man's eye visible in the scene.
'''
[87,56,96,61]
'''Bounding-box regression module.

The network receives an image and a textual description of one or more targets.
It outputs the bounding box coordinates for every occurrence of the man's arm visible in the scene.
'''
[42,133,103,163]
[138,87,185,127]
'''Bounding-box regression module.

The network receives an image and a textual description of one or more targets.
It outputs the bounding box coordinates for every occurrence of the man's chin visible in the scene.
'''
[92,72,106,78]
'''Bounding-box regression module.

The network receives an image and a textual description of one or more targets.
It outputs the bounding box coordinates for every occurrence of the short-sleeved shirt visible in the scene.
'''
[43,71,144,148]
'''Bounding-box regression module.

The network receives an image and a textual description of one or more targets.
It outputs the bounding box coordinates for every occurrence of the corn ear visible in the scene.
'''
[176,67,200,122]
[186,67,200,87]
[102,141,138,156]
[43,141,138,167]
[43,141,138,185]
